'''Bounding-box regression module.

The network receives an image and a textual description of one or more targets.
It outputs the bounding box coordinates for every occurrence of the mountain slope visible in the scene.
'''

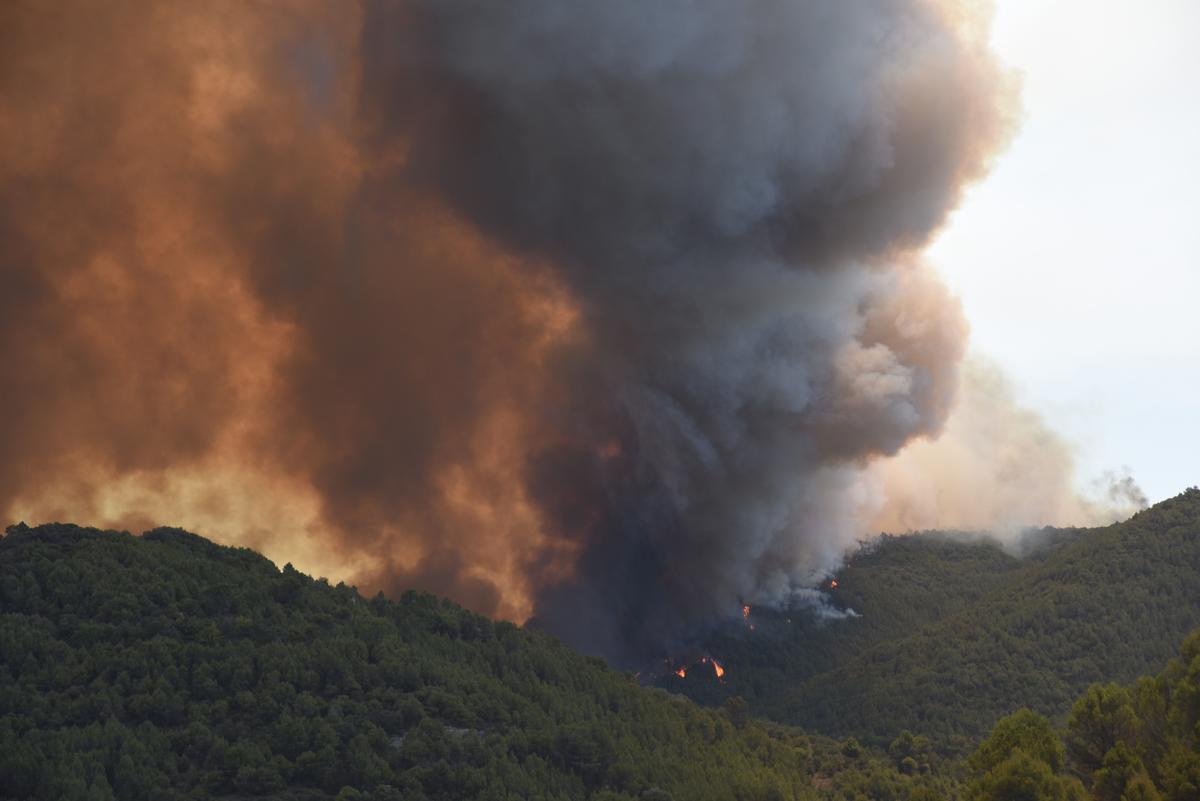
[669,489,1200,749]
[671,531,1027,710]
[962,627,1200,801]
[0,522,929,801]
[2,490,1196,798]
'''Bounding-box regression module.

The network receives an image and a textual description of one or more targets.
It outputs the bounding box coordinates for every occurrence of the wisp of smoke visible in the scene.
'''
[870,359,1149,540]
[3,0,1132,666]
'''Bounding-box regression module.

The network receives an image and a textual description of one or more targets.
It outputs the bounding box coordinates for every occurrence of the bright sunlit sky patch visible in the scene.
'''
[928,0,1200,504]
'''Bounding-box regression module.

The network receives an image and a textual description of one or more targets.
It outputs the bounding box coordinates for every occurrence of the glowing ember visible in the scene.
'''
[675,667,686,678]
[830,579,838,589]
[742,604,751,619]
[709,658,726,679]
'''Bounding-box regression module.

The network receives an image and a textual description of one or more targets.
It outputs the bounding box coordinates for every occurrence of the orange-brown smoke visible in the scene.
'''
[1,0,1031,664]
[0,1,574,621]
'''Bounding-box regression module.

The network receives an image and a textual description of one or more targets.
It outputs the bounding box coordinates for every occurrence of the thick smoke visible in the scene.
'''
[2,0,1023,664]
[363,0,1015,660]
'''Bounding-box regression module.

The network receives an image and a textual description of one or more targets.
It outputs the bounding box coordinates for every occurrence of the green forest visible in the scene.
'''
[0,522,914,800]
[668,489,1200,748]
[1,488,1198,800]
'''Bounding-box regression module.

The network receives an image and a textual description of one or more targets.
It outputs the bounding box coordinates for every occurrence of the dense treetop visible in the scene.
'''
[961,626,1200,801]
[1,487,1197,799]
[0,522,946,801]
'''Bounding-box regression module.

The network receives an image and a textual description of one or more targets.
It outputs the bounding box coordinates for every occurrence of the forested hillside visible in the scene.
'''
[0,523,949,801]
[1,490,1196,799]
[961,627,1200,801]
[668,489,1200,749]
[672,532,1027,710]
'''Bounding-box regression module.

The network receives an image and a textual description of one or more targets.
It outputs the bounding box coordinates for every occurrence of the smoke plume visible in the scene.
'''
[869,359,1148,538]
[0,0,1046,664]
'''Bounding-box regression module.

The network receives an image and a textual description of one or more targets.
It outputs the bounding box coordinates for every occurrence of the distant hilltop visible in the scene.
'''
[664,487,1200,747]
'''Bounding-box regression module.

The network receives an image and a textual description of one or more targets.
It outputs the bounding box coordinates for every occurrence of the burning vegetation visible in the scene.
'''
[671,657,727,682]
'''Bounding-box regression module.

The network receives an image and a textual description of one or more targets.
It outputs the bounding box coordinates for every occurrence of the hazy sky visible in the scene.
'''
[929,0,1200,504]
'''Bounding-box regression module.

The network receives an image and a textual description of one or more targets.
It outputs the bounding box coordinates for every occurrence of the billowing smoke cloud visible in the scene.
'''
[359,0,1015,661]
[2,0,1028,664]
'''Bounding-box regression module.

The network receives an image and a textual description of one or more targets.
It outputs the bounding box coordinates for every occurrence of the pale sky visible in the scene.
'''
[928,0,1200,504]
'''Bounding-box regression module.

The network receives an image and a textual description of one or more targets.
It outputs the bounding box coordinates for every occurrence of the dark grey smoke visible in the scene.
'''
[362,0,1016,663]
[0,1,1015,668]
[1101,470,1149,511]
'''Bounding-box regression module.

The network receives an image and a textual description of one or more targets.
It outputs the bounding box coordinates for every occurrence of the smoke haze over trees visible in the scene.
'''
[667,488,1200,744]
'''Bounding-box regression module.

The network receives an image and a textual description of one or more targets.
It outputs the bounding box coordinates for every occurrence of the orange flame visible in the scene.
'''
[742,604,751,619]
[830,579,838,589]
[674,657,726,681]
